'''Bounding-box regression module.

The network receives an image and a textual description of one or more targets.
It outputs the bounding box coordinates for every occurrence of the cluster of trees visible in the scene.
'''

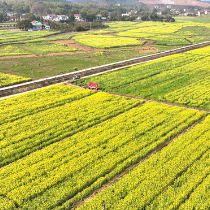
[2,0,176,26]
[16,19,32,30]
[0,0,148,22]
[47,21,108,31]
[17,17,108,31]
[0,13,7,22]
[141,9,175,22]
[0,0,108,18]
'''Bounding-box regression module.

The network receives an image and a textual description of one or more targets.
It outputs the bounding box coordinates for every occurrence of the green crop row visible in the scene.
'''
[72,34,144,49]
[0,72,31,87]
[78,112,210,210]
[0,84,93,125]
[160,75,210,109]
[78,46,210,109]
[0,42,78,56]
[0,86,139,167]
[77,52,206,90]
[0,30,57,43]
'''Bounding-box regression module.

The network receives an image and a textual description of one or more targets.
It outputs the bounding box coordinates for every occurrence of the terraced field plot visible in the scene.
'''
[72,34,145,49]
[114,20,210,45]
[2,17,210,85]
[0,42,78,56]
[84,19,210,47]
[0,72,31,87]
[1,84,206,210]
[78,114,210,210]
[78,45,210,110]
[0,30,56,43]
[2,17,210,210]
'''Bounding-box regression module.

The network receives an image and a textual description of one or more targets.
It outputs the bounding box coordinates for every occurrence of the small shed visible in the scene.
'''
[32,21,42,31]
[45,25,50,30]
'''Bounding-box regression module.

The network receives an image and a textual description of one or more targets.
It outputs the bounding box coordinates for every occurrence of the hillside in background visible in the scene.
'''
[139,0,210,7]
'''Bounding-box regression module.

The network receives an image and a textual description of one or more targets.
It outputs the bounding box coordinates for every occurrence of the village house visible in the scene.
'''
[6,11,16,18]
[31,21,42,30]
[57,15,68,21]
[96,14,107,21]
[7,12,26,22]
[173,10,180,15]
[42,14,57,21]
[204,10,210,15]
[121,12,130,17]
[198,10,205,16]
[42,14,68,22]
[184,11,194,16]
[74,14,83,21]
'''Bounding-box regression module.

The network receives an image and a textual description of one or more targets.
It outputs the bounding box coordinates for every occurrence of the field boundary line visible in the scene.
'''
[106,91,210,113]
[73,115,207,209]
[69,84,210,113]
[0,98,142,168]
[1,40,210,98]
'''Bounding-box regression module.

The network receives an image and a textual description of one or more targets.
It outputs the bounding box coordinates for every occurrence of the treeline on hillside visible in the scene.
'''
[1,0,175,25]
[1,0,118,19]
[141,8,175,22]
[16,18,108,31]
[45,21,108,31]
[0,0,154,22]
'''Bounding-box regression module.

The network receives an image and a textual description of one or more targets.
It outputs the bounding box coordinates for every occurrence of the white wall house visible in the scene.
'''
[122,12,130,17]
[74,14,83,21]
[57,15,68,21]
[42,14,68,22]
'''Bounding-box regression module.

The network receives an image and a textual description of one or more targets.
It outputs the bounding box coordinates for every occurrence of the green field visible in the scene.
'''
[2,17,210,210]
[0,72,31,87]
[78,114,210,210]
[1,17,210,87]
[0,42,78,56]
[1,84,207,210]
[72,34,145,48]
[0,30,57,43]
[114,20,210,45]
[78,45,210,110]
[0,49,151,79]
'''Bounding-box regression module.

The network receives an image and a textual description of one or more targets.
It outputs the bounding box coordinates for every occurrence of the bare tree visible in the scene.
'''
[31,3,47,15]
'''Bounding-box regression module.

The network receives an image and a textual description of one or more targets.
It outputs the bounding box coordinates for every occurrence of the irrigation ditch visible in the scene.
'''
[1,40,210,98]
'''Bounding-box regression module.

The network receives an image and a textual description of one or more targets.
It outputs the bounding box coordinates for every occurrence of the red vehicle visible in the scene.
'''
[87,82,98,90]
